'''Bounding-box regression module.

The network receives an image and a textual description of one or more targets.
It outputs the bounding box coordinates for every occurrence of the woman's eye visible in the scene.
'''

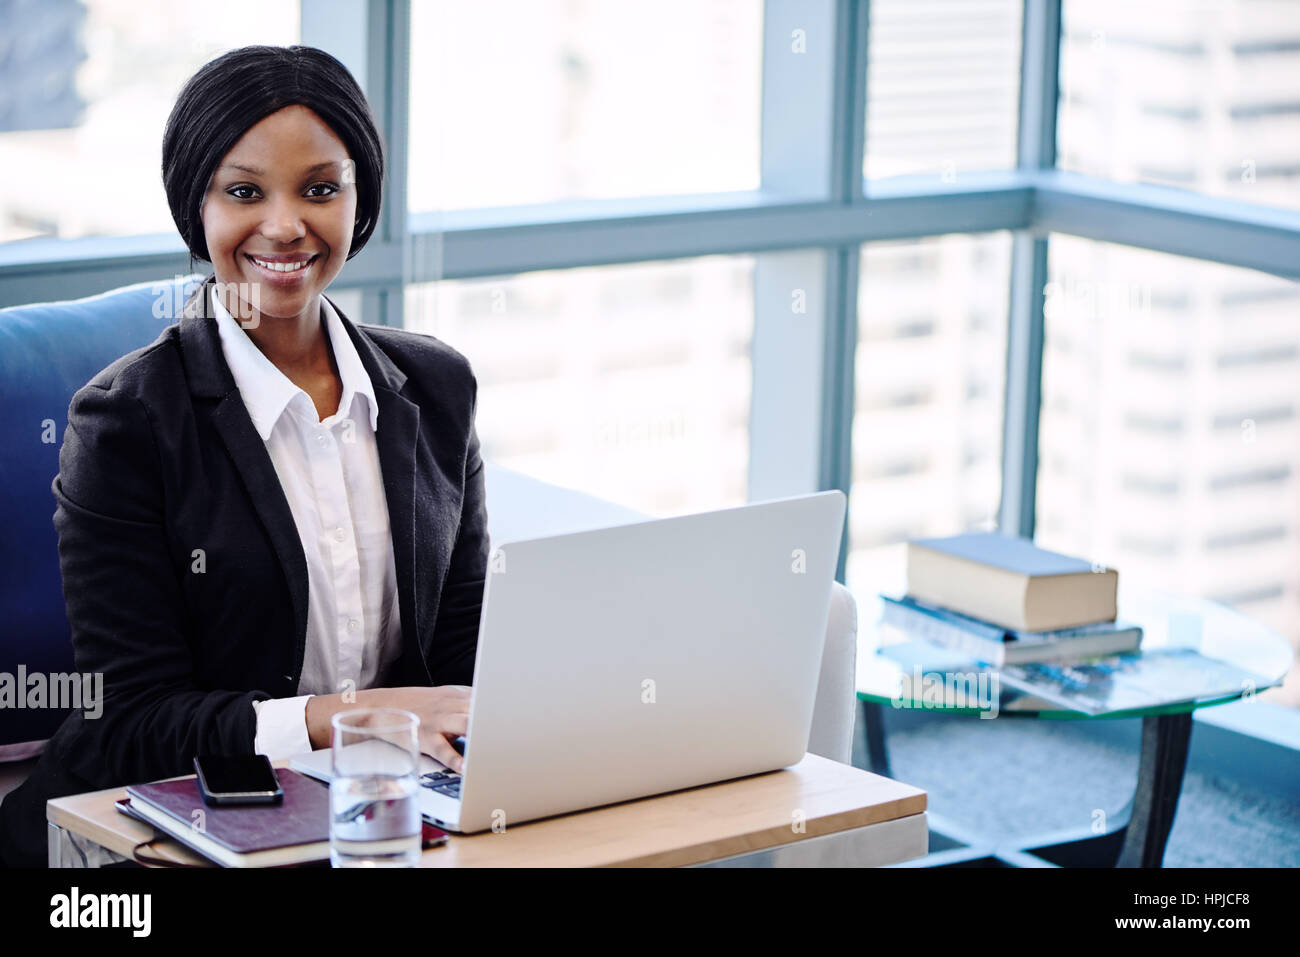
[226,185,259,200]
[307,182,340,197]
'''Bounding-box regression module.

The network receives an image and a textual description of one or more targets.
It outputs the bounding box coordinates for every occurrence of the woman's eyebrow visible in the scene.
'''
[219,161,342,176]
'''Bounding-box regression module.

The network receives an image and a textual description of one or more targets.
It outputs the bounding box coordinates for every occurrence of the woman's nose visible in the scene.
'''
[260,199,307,243]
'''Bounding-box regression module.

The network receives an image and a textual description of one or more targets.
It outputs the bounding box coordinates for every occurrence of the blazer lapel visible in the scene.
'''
[327,299,427,683]
[175,274,427,687]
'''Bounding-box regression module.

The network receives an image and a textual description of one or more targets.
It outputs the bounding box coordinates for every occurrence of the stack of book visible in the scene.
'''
[881,532,1141,667]
[879,532,1281,715]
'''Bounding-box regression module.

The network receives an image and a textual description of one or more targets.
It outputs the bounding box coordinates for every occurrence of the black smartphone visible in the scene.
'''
[193,754,284,807]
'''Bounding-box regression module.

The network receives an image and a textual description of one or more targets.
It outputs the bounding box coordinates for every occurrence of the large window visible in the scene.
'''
[864,0,1023,182]
[0,0,299,243]
[1057,0,1300,210]
[407,0,763,213]
[1036,235,1300,706]
[404,256,754,517]
[846,232,1011,598]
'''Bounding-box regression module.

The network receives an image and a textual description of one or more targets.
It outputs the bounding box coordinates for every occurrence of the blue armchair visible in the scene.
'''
[0,273,206,754]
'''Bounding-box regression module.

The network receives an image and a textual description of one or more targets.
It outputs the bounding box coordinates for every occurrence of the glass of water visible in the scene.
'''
[330,708,422,868]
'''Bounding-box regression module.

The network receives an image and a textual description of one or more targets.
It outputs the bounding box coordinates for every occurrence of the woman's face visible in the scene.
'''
[200,104,358,324]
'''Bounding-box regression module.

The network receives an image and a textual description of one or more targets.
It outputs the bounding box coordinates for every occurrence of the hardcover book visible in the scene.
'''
[906,532,1118,631]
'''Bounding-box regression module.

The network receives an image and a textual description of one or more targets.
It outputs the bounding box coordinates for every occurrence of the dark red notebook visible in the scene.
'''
[125,769,331,867]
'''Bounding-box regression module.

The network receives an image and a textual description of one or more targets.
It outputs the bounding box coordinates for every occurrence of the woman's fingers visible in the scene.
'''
[421,730,464,772]
[379,687,472,771]
[420,709,470,771]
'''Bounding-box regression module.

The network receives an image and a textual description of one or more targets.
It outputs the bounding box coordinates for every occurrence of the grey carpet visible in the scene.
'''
[873,714,1300,867]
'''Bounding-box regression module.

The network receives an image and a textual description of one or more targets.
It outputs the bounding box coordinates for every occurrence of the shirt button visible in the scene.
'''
[348,618,359,633]
[317,431,328,447]
[334,526,346,543]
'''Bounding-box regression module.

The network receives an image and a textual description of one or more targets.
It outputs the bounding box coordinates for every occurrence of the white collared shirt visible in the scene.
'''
[211,287,403,758]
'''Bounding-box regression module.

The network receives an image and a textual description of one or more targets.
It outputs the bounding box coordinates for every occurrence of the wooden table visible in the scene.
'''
[47,753,927,868]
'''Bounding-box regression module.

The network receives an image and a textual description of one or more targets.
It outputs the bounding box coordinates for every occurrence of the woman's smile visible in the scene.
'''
[243,251,323,288]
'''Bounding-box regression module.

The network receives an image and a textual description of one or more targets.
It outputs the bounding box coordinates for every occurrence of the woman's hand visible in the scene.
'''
[374,685,472,773]
[304,685,472,772]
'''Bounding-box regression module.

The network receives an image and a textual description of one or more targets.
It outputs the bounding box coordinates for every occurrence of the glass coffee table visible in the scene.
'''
[856,588,1294,868]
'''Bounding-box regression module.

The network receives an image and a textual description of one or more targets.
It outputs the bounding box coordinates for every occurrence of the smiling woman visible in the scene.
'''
[206,114,354,301]
[162,46,384,268]
[160,46,387,416]
[0,46,489,868]
[199,105,360,418]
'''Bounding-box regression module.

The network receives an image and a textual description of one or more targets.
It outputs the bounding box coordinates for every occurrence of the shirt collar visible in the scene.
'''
[211,286,380,441]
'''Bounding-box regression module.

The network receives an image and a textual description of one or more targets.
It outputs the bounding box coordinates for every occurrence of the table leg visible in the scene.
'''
[47,822,130,868]
[859,699,892,778]
[1115,712,1193,868]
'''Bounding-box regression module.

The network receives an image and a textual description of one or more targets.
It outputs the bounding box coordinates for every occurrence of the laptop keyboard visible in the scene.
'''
[420,770,462,798]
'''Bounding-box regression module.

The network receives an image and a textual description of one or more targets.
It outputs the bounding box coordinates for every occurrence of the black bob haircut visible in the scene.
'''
[162,45,385,266]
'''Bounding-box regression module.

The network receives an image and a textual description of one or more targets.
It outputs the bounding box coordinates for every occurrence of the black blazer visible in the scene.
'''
[0,274,488,866]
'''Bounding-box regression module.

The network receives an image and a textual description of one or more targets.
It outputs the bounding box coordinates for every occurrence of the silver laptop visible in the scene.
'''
[292,490,846,833]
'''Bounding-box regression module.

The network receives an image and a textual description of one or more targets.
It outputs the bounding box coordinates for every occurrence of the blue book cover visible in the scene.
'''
[889,594,1138,643]
[910,531,1098,577]
[888,594,1008,642]
[879,594,1143,666]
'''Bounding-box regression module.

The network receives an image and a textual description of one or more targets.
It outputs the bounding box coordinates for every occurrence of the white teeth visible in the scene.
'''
[251,257,312,273]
